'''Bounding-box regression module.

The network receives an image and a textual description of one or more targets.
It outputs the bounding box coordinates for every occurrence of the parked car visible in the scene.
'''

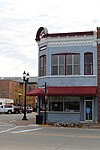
[13,106,23,114]
[26,107,33,113]
[0,105,14,114]
[22,107,33,113]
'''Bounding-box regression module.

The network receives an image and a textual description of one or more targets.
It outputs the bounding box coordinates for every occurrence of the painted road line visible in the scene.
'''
[12,128,42,133]
[0,124,13,126]
[79,135,100,139]
[0,126,19,134]
[27,124,39,126]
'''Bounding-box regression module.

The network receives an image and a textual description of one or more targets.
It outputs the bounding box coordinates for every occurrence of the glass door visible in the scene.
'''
[85,100,93,121]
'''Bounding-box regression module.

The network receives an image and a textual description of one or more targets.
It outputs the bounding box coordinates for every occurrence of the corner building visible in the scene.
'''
[35,27,100,123]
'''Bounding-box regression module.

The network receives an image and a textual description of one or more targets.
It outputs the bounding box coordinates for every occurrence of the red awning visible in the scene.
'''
[47,86,97,96]
[26,86,97,96]
[26,87,45,96]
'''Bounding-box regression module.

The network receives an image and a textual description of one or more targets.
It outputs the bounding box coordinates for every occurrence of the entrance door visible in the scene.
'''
[85,100,93,121]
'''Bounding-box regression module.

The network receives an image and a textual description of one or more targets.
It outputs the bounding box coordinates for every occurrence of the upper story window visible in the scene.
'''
[51,54,80,75]
[2,90,6,96]
[39,55,46,76]
[84,52,93,75]
[51,55,65,75]
[66,54,80,75]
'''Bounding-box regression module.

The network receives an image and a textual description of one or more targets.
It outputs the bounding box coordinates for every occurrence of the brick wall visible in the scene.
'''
[0,80,36,108]
[97,27,100,122]
[0,80,20,99]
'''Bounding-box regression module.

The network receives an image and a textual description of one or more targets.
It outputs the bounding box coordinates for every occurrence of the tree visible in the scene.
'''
[12,84,23,106]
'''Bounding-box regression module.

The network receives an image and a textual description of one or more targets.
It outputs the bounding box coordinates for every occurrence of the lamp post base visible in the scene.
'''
[22,116,28,120]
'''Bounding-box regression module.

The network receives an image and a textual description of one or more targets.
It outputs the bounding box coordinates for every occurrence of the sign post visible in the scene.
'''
[44,82,47,124]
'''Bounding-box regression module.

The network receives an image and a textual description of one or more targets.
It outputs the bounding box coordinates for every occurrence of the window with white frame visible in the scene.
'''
[66,54,80,75]
[51,54,80,75]
[51,55,65,75]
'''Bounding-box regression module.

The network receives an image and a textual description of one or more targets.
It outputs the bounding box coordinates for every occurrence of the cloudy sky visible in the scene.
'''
[0,0,100,77]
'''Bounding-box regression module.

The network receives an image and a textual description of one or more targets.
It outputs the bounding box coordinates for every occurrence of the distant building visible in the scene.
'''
[0,77,38,108]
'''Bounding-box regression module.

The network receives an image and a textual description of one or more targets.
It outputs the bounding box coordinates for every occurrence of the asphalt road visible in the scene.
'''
[0,114,100,150]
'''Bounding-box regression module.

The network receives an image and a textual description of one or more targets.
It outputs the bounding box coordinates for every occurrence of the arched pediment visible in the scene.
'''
[35,27,48,42]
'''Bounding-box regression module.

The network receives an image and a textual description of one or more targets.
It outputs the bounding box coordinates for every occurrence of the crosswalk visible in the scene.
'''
[0,123,42,134]
[12,127,42,133]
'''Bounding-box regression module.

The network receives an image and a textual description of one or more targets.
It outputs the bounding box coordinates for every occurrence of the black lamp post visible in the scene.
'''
[22,71,29,120]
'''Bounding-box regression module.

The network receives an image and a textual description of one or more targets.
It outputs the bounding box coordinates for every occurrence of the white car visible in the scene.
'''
[0,105,14,114]
[26,107,33,113]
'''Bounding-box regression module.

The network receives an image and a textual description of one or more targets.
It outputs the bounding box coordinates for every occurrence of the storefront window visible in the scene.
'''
[64,97,80,112]
[49,96,63,111]
[48,96,80,112]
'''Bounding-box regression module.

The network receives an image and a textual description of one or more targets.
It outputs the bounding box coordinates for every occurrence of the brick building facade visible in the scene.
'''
[0,80,20,100]
[97,27,100,123]
[0,77,37,108]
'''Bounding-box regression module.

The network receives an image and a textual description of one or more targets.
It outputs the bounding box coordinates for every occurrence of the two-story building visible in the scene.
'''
[27,27,100,123]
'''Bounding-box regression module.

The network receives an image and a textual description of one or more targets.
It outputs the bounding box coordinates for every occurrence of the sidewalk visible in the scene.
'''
[10,112,100,128]
[12,119,100,129]
[12,118,36,126]
[85,123,100,129]
[11,112,36,126]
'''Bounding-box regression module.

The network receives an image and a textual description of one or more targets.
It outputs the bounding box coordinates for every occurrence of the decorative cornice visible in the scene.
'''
[37,31,97,47]
[48,41,95,47]
[38,38,96,47]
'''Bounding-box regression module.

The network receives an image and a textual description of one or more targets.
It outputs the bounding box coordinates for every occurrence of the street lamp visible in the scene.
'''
[22,71,29,120]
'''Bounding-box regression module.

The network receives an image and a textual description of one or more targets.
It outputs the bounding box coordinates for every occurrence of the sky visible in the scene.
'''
[0,0,100,77]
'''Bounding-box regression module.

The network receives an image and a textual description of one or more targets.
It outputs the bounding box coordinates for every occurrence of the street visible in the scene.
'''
[0,114,100,150]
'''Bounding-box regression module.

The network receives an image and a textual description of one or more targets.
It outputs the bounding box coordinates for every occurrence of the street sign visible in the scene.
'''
[86,108,90,114]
